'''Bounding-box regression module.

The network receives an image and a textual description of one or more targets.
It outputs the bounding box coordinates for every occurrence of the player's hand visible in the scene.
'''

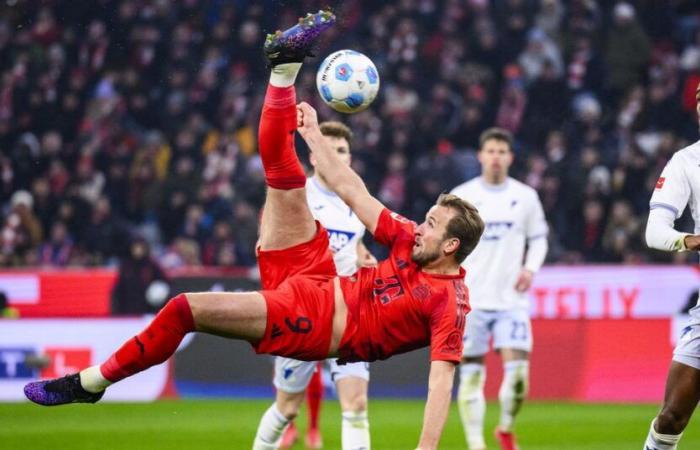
[296,102,320,140]
[684,235,700,251]
[357,251,378,268]
[514,268,533,292]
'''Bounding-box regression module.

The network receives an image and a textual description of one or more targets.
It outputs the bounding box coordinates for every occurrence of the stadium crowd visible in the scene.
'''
[1,0,700,268]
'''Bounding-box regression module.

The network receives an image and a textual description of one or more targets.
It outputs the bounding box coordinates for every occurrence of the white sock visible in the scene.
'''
[458,363,487,449]
[498,360,529,432]
[269,63,302,88]
[253,404,289,450]
[644,419,682,450]
[341,410,370,450]
[79,366,111,393]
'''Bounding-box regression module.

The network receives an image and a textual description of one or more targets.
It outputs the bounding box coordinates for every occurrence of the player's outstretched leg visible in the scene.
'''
[24,293,195,406]
[258,9,335,252]
[25,291,267,406]
[643,361,700,449]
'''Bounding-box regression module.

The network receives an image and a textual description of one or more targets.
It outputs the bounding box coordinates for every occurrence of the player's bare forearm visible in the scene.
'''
[306,128,364,197]
[297,102,384,233]
[416,361,455,450]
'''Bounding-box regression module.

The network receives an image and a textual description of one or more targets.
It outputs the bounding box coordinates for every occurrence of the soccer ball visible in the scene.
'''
[316,50,380,114]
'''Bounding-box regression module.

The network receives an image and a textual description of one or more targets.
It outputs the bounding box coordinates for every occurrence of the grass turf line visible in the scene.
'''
[2,400,699,449]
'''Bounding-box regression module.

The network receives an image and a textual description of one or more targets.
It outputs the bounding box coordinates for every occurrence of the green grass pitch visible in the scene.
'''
[3,399,700,449]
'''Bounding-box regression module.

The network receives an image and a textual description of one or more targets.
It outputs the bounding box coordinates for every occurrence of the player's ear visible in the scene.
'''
[476,148,487,165]
[506,149,515,165]
[309,152,318,167]
[443,237,459,256]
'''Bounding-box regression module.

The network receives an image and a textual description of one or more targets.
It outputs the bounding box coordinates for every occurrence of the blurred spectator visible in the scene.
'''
[37,221,73,266]
[578,199,606,261]
[202,220,237,266]
[82,196,129,265]
[378,152,407,212]
[565,33,605,95]
[602,200,642,262]
[1,190,43,266]
[518,28,563,83]
[160,236,201,270]
[111,237,168,315]
[605,2,651,101]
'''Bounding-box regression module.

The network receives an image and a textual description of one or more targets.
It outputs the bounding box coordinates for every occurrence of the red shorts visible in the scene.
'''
[252,222,338,361]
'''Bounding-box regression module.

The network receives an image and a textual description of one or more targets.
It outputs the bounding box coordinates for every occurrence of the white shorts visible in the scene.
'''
[462,308,533,358]
[274,357,370,394]
[673,305,700,371]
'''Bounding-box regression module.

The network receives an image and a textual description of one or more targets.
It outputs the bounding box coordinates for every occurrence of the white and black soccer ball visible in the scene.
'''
[316,50,380,114]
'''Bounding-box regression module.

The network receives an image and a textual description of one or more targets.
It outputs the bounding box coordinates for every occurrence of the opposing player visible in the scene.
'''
[450,128,548,450]
[255,121,376,450]
[643,81,700,450]
[23,10,485,450]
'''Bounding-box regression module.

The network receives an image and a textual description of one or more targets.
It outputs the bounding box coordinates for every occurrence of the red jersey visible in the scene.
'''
[337,208,470,364]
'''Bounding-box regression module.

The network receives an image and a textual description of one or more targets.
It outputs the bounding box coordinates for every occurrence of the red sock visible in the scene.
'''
[258,84,306,190]
[306,362,323,430]
[100,294,194,382]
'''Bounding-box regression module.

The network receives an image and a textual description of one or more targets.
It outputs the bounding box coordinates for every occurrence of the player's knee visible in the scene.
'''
[276,401,300,421]
[155,293,196,331]
[657,408,690,435]
[275,392,304,420]
[175,292,200,320]
[342,393,368,414]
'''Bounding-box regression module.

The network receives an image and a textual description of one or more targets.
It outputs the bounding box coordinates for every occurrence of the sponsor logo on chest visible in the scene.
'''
[326,229,356,252]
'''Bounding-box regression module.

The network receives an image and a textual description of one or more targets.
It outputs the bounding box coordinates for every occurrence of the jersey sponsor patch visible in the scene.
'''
[655,177,666,189]
[326,229,356,252]
[482,221,514,241]
[389,212,410,223]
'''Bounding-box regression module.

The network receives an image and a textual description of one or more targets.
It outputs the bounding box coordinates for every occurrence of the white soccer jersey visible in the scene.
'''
[451,177,548,310]
[306,176,366,276]
[649,140,700,232]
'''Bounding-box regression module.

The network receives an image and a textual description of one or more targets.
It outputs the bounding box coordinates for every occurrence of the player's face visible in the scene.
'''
[310,136,351,167]
[478,139,513,180]
[330,136,351,166]
[412,205,457,267]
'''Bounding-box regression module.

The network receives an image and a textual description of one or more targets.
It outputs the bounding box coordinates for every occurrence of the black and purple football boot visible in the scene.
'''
[24,373,104,406]
[264,9,336,67]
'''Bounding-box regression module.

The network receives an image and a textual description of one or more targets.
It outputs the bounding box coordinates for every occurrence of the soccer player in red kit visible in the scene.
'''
[24,10,484,450]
